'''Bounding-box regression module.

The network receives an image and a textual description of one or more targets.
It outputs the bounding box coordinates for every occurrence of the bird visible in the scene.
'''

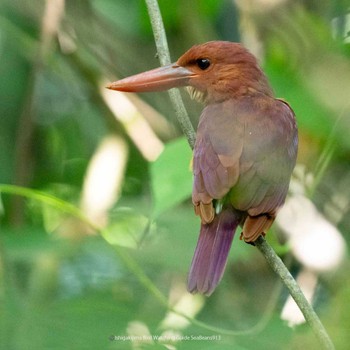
[107,41,298,296]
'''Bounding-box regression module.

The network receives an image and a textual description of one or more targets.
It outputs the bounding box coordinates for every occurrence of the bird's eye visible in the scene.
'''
[196,58,211,70]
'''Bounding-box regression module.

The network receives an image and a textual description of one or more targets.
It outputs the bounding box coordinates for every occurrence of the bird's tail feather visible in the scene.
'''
[187,207,241,296]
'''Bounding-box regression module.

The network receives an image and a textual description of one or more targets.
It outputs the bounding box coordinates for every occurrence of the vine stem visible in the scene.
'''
[144,1,334,349]
[0,184,284,337]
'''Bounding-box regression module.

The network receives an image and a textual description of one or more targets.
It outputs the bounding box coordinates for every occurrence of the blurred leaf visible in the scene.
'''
[150,137,192,218]
[1,227,63,261]
[105,208,152,249]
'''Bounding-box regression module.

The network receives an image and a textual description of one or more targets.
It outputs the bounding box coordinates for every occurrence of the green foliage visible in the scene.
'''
[150,137,192,218]
[105,208,151,249]
[1,0,350,349]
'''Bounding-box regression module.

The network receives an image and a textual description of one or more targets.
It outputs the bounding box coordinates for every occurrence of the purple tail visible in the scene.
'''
[187,207,241,296]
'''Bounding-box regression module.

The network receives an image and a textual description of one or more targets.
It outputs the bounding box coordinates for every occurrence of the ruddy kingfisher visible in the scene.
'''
[107,41,298,295]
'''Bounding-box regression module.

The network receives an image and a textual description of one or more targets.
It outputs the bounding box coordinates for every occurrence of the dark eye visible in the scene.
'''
[196,58,211,70]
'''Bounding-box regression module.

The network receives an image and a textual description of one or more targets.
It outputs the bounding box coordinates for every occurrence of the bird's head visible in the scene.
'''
[107,41,273,104]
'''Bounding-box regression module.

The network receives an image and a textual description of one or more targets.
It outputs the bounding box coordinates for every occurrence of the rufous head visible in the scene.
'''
[107,41,273,104]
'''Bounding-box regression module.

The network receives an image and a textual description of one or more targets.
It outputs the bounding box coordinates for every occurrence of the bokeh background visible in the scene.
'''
[1,0,350,349]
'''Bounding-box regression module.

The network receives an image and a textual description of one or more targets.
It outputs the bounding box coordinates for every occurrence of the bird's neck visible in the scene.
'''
[209,65,274,103]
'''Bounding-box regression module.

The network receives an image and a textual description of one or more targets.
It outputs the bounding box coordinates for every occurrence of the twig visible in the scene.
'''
[144,1,334,349]
[255,237,334,349]
[145,0,196,149]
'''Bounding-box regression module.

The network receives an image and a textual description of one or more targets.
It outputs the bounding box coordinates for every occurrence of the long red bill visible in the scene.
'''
[106,63,196,92]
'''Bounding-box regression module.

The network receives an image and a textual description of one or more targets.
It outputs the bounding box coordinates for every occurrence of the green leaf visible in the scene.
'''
[150,137,192,218]
[104,208,151,249]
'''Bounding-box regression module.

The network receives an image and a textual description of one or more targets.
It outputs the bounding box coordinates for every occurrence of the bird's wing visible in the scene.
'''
[192,97,298,236]
[233,98,297,241]
[230,98,297,212]
[192,100,244,223]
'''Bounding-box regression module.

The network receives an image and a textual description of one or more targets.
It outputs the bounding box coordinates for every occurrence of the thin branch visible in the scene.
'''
[255,237,334,349]
[145,0,196,149]
[144,1,334,349]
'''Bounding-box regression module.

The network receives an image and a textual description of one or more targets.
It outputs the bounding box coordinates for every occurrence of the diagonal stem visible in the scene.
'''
[255,236,334,350]
[145,0,196,149]
[144,1,334,349]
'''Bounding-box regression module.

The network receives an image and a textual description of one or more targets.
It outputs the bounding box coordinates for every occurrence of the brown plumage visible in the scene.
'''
[107,41,298,295]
